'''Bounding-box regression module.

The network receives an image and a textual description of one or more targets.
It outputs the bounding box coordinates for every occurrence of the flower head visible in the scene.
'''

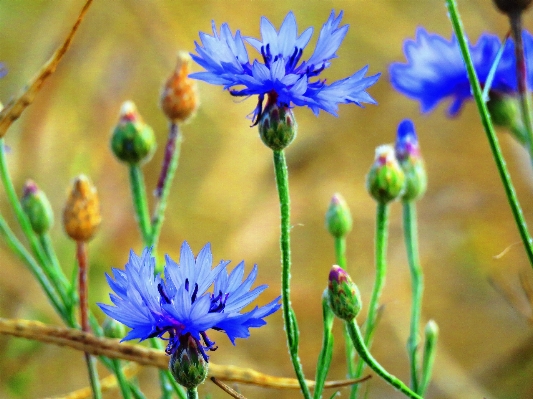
[99,242,281,360]
[0,63,6,79]
[389,28,530,116]
[190,11,380,123]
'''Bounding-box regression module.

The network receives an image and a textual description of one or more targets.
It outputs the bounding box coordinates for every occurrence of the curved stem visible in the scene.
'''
[446,0,533,268]
[346,319,422,399]
[129,164,152,246]
[403,201,424,393]
[273,150,311,399]
[313,293,335,399]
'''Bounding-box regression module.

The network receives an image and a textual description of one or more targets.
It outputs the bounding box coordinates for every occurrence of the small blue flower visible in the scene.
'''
[99,242,281,360]
[0,63,6,78]
[389,28,529,116]
[190,11,380,123]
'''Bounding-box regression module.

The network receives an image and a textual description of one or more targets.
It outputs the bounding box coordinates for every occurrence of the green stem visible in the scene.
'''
[129,164,152,245]
[346,320,422,399]
[149,122,182,254]
[334,236,347,269]
[403,201,424,393]
[313,292,335,399]
[111,359,132,399]
[186,388,198,399]
[273,150,311,399]
[446,0,533,268]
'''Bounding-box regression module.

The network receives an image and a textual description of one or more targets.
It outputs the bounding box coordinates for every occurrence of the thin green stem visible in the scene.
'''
[186,388,198,399]
[446,0,533,268]
[346,320,422,399]
[150,122,182,254]
[313,293,335,399]
[129,164,152,245]
[273,150,311,399]
[111,359,132,399]
[403,201,424,393]
[334,236,347,269]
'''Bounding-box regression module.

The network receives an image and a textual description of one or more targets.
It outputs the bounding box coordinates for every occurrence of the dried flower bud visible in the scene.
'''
[63,175,101,242]
[366,144,405,203]
[325,193,352,238]
[21,180,54,235]
[493,0,532,14]
[395,120,427,202]
[111,101,156,165]
[327,265,362,321]
[161,52,199,123]
[169,334,208,389]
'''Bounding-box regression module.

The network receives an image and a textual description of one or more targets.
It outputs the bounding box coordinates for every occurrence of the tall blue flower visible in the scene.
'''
[389,27,532,116]
[99,242,281,360]
[190,10,380,123]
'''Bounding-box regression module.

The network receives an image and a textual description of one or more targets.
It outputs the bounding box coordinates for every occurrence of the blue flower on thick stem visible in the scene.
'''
[389,28,533,116]
[190,11,380,123]
[99,242,281,360]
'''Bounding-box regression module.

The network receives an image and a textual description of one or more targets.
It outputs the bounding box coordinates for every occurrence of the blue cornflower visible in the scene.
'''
[389,28,532,116]
[0,63,6,78]
[99,242,281,360]
[190,10,380,123]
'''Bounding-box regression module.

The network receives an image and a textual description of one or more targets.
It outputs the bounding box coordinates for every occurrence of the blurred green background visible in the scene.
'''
[2,0,533,398]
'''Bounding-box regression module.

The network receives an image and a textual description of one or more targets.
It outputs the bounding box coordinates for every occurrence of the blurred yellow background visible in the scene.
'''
[2,0,533,398]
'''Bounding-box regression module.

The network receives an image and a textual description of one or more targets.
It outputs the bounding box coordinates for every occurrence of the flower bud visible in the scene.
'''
[424,319,439,344]
[327,265,362,321]
[62,175,101,242]
[258,95,297,150]
[169,334,208,389]
[325,193,352,238]
[366,144,405,203]
[21,180,54,235]
[395,120,427,202]
[487,94,528,145]
[493,0,532,14]
[111,101,156,165]
[102,317,126,339]
[161,52,199,123]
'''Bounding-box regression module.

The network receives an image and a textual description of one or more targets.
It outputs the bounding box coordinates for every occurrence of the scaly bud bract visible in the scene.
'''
[21,180,54,235]
[161,52,199,123]
[366,144,405,203]
[111,101,156,165]
[62,175,101,242]
[395,120,427,202]
[258,93,297,150]
[102,317,126,339]
[325,193,352,238]
[327,265,362,321]
[169,334,208,389]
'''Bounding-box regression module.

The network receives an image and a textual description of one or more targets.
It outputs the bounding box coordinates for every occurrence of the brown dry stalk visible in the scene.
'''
[0,318,370,390]
[0,0,93,138]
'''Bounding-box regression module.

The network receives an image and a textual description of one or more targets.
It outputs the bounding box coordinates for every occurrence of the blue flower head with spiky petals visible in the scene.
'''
[190,10,380,124]
[99,242,281,361]
[388,27,533,116]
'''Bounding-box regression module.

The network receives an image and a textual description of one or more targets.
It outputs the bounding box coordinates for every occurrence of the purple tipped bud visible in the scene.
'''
[327,265,362,321]
[258,94,297,150]
[325,193,352,238]
[21,180,54,235]
[395,120,427,201]
[366,145,405,203]
[169,334,208,389]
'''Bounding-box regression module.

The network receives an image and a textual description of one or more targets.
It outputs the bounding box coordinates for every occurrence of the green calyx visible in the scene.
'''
[327,265,362,321]
[169,335,208,390]
[102,317,126,339]
[325,193,352,238]
[399,158,427,202]
[366,144,406,204]
[111,101,156,165]
[258,102,297,151]
[487,95,529,146]
[21,180,54,235]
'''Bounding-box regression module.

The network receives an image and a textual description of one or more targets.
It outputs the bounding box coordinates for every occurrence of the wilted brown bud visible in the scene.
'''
[493,0,532,14]
[63,175,101,242]
[161,52,198,123]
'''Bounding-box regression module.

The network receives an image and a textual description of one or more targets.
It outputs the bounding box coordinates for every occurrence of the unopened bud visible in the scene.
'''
[21,180,54,235]
[258,95,297,150]
[366,144,405,203]
[487,94,528,145]
[395,120,427,202]
[63,175,101,242]
[102,317,126,339]
[169,334,208,389]
[493,0,532,14]
[327,265,362,321]
[161,52,199,123]
[325,193,352,238]
[111,101,156,165]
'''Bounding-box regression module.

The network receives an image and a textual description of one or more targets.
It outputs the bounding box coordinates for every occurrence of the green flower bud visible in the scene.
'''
[21,180,54,235]
[325,193,352,238]
[395,120,427,202]
[366,144,405,203]
[424,319,439,344]
[102,317,126,339]
[258,93,297,150]
[111,101,156,165]
[487,94,528,145]
[327,265,362,321]
[169,334,208,390]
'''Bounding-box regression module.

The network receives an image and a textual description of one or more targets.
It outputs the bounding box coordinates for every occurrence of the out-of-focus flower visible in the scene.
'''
[190,11,380,123]
[0,63,6,78]
[99,242,280,360]
[389,28,533,116]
